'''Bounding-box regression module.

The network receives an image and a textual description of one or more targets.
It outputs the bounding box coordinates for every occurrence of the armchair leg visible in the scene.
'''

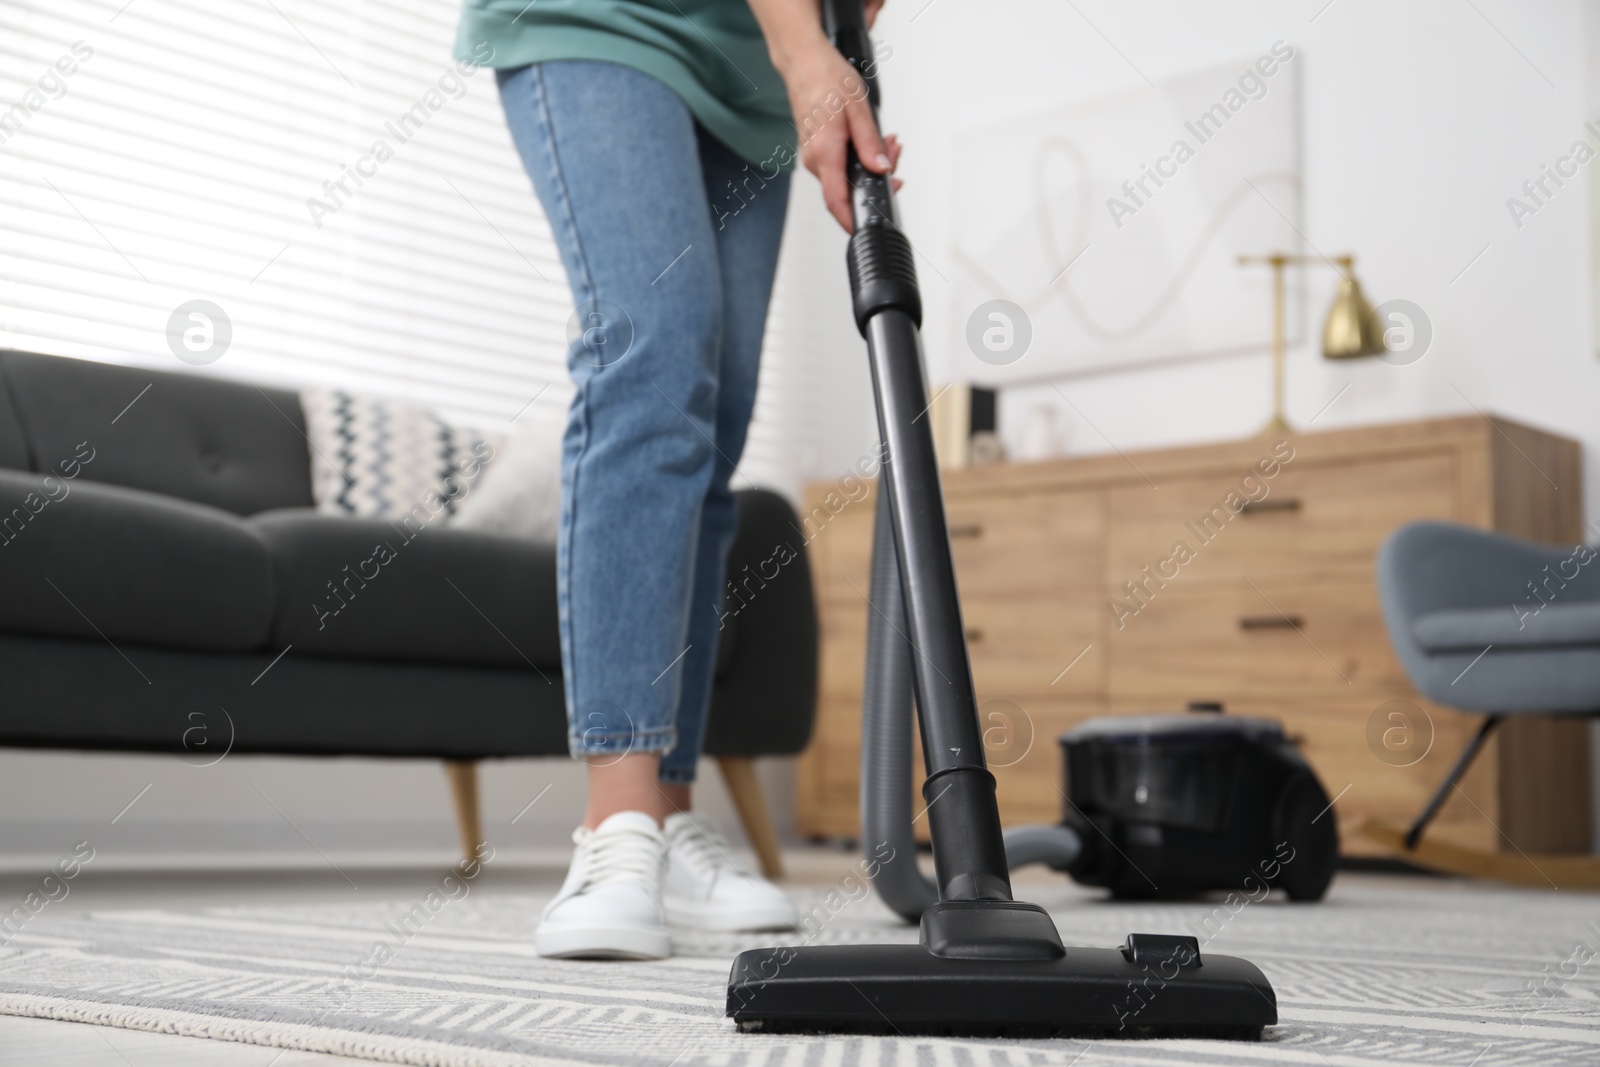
[716,756,784,880]
[443,760,482,863]
[1404,714,1501,850]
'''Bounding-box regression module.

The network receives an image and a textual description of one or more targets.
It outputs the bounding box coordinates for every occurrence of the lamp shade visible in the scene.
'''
[1322,273,1386,359]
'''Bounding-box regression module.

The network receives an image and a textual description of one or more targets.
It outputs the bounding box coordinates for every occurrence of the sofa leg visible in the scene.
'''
[716,756,784,880]
[443,760,482,864]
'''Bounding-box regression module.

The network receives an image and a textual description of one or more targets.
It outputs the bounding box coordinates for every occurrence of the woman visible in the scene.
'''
[454,0,900,959]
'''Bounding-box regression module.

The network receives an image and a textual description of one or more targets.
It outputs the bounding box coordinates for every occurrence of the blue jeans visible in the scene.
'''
[497,62,791,785]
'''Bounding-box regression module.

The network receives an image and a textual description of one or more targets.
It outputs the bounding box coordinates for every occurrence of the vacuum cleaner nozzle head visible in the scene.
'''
[726,932,1276,1040]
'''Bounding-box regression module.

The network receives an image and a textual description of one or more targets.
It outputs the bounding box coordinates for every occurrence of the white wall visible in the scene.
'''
[799,0,1600,522]
[869,0,1595,493]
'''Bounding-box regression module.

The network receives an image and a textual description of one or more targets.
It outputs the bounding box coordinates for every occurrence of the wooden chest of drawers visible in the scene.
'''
[796,415,1590,857]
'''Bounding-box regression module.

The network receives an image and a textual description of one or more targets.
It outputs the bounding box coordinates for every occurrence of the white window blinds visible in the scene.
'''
[0,0,814,497]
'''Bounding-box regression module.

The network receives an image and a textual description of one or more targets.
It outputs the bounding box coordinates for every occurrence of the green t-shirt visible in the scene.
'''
[455,0,796,171]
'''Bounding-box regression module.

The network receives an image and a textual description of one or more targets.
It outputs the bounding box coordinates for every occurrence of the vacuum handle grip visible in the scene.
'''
[822,0,880,110]
[822,0,867,34]
[826,2,917,332]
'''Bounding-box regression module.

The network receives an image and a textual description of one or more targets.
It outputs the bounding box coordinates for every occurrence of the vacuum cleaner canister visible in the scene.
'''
[1060,714,1339,901]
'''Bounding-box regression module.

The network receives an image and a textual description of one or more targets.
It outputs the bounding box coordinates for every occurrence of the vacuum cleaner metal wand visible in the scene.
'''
[828,0,1013,910]
[725,0,1278,1037]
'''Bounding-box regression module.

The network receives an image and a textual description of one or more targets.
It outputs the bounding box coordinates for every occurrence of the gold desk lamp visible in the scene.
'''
[1237,253,1386,432]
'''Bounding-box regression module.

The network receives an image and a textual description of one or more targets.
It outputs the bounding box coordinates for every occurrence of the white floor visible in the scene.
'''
[0,1013,371,1066]
[0,846,876,1065]
[0,852,1448,1066]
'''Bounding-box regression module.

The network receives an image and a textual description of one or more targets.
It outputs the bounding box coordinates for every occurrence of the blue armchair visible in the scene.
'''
[1378,521,1600,851]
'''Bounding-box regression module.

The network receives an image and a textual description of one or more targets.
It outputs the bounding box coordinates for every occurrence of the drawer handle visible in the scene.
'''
[1239,498,1302,515]
[965,627,984,643]
[950,523,983,539]
[1239,614,1303,631]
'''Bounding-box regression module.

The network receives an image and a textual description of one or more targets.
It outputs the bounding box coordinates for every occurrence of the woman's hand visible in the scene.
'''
[780,43,901,230]
[748,1,902,232]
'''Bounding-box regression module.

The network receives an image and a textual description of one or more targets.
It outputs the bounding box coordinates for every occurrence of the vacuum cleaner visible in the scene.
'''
[1052,713,1339,901]
[864,707,1339,913]
[725,0,1278,1038]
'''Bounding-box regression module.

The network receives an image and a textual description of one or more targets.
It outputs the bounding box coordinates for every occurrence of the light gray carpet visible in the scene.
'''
[0,875,1596,1066]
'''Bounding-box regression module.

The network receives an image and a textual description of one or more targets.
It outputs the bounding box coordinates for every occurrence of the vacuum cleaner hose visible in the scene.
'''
[860,487,1084,921]
[1002,824,1083,873]
[860,485,938,922]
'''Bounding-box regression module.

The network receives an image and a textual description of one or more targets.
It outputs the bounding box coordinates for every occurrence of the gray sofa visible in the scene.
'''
[0,350,817,872]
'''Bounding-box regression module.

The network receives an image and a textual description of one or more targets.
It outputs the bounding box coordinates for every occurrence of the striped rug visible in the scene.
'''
[0,876,1595,1065]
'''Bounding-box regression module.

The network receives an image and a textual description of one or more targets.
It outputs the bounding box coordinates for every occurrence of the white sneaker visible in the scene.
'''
[662,812,798,932]
[536,811,671,960]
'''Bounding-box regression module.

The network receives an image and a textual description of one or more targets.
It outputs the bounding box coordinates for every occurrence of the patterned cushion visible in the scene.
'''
[299,388,496,519]
[450,406,565,544]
